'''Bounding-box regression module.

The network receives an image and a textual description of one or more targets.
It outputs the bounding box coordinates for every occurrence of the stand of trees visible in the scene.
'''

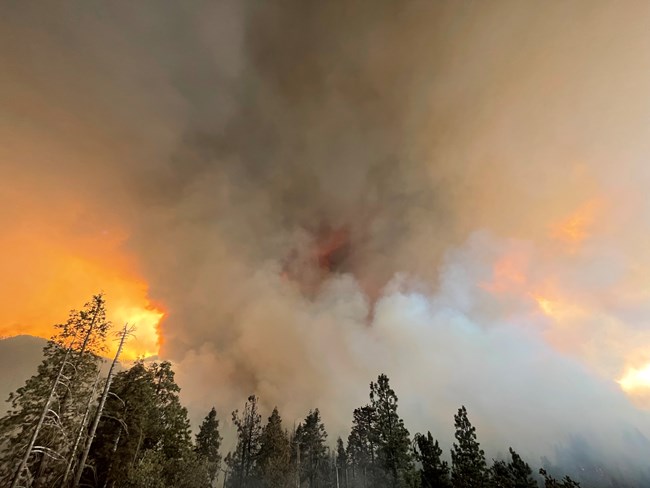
[0,295,584,487]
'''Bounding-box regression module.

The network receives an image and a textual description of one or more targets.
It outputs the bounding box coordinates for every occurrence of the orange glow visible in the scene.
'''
[530,293,583,321]
[0,196,163,360]
[533,295,557,316]
[480,251,529,295]
[550,199,600,251]
[619,363,650,392]
[112,305,164,360]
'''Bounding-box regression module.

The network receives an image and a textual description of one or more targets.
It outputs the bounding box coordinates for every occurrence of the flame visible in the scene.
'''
[619,363,650,393]
[112,305,164,360]
[0,196,164,361]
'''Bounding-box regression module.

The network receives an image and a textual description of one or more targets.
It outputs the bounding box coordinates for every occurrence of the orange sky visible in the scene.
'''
[0,191,163,360]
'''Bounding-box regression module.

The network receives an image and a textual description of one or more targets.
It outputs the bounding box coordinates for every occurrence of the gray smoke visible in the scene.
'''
[3,1,650,482]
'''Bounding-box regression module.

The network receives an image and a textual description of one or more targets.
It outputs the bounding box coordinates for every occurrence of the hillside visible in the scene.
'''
[0,335,47,414]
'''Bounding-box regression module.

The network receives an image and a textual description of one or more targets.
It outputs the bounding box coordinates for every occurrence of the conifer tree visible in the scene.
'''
[336,437,348,488]
[88,360,156,486]
[84,360,193,487]
[507,448,537,488]
[369,374,412,487]
[227,395,263,488]
[295,409,328,488]
[257,407,291,488]
[488,459,513,488]
[196,407,223,486]
[488,448,538,488]
[414,432,451,488]
[0,294,110,487]
[347,405,376,488]
[451,406,486,488]
[539,469,580,488]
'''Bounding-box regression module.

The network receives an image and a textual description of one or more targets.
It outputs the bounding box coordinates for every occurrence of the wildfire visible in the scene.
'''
[619,363,650,393]
[111,304,164,360]
[282,223,352,296]
[550,199,600,251]
[480,251,529,295]
[0,199,164,361]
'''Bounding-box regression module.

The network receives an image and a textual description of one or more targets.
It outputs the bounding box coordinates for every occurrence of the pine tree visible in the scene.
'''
[336,437,348,488]
[88,360,157,486]
[507,448,536,488]
[227,395,263,488]
[488,459,512,488]
[539,469,580,488]
[413,432,451,488]
[451,406,486,488]
[73,322,130,487]
[148,361,192,459]
[369,374,413,488]
[347,405,376,488]
[196,407,223,486]
[488,448,537,488]
[257,407,291,488]
[0,295,110,487]
[84,360,193,487]
[295,409,328,488]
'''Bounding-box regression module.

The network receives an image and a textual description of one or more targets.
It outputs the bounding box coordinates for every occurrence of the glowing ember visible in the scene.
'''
[282,223,352,295]
[313,226,351,272]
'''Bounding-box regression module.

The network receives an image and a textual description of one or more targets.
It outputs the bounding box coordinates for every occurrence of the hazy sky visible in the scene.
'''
[3,0,650,476]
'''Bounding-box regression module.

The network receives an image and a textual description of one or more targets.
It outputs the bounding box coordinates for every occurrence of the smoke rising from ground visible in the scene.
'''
[3,0,650,480]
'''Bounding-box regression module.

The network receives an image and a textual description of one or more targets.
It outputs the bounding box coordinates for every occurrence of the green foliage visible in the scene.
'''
[0,294,109,487]
[227,394,263,488]
[451,406,487,488]
[196,406,223,486]
[336,437,348,488]
[507,448,537,488]
[369,374,413,488]
[86,360,194,487]
[0,301,589,488]
[413,432,451,488]
[347,404,377,486]
[296,409,328,488]
[539,468,581,488]
[124,448,211,488]
[488,447,537,488]
[346,374,414,488]
[257,407,292,488]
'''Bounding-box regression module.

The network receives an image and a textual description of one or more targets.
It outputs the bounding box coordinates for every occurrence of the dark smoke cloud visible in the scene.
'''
[4,1,650,482]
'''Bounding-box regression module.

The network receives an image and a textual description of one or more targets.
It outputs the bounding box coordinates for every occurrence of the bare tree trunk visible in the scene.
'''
[62,369,101,485]
[10,346,72,488]
[59,301,101,411]
[102,425,122,488]
[74,297,102,361]
[131,429,144,469]
[72,324,129,488]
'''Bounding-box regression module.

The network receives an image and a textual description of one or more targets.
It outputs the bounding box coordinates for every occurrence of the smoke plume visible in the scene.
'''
[3,0,650,481]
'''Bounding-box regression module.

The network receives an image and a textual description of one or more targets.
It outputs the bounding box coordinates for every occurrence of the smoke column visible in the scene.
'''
[3,0,650,479]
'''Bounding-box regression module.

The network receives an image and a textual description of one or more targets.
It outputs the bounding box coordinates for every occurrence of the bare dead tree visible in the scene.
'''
[72,323,134,488]
[61,368,102,485]
[10,345,73,488]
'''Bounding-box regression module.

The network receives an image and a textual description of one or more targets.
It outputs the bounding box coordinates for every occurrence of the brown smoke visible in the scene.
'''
[3,0,650,474]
